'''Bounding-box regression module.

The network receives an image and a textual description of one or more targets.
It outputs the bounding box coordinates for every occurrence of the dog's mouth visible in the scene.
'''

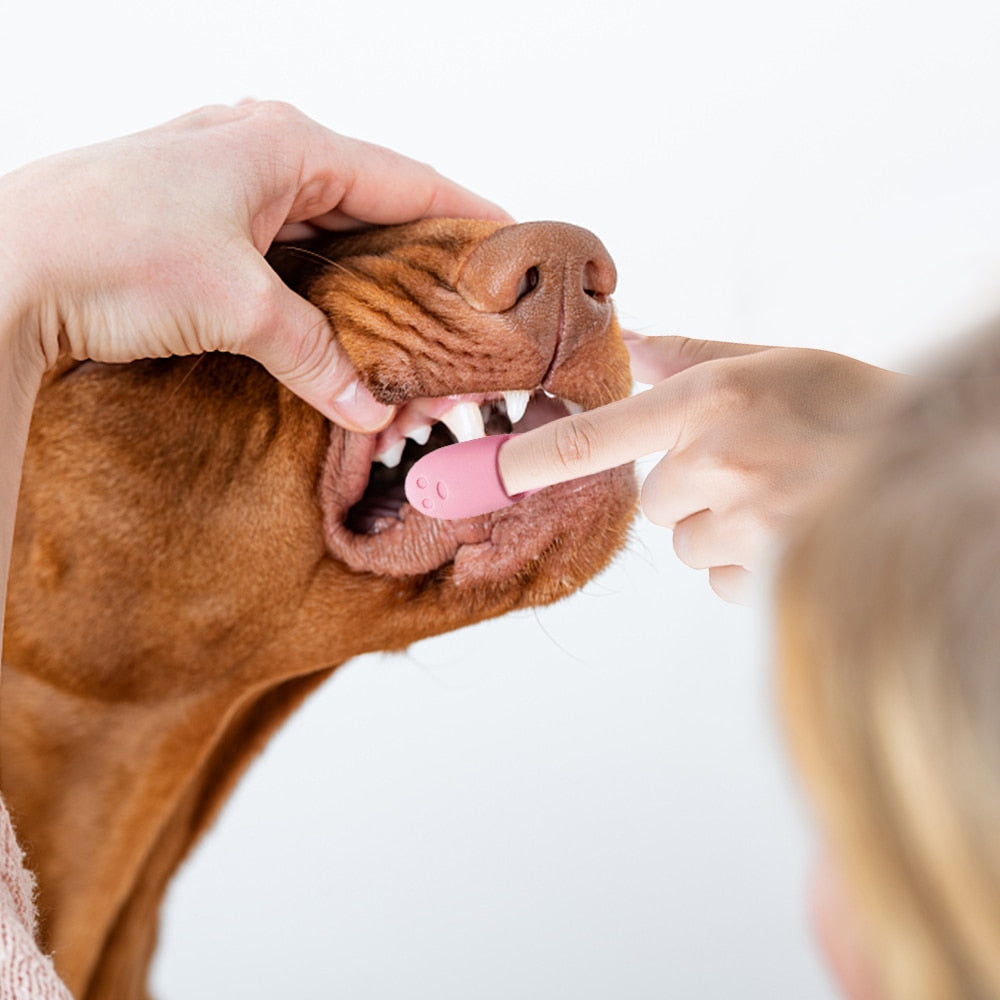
[345,389,578,533]
[318,386,623,583]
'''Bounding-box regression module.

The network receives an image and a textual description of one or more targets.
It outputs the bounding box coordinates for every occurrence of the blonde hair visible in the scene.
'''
[775,336,1000,1000]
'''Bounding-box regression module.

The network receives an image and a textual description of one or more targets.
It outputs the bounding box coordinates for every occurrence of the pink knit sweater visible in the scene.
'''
[0,798,72,999]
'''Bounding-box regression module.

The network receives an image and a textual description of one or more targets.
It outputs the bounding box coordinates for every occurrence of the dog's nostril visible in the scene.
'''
[582,258,615,303]
[515,266,540,303]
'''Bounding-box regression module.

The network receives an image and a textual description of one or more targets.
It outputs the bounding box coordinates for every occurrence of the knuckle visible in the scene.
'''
[280,320,335,384]
[709,363,756,411]
[671,519,701,569]
[234,286,331,385]
[237,270,285,338]
[639,476,672,527]
[238,101,313,154]
[673,335,725,371]
[709,566,751,605]
[247,99,299,125]
[551,415,599,471]
[675,336,708,366]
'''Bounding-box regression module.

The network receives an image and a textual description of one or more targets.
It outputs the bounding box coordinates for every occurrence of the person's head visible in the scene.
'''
[774,331,1000,999]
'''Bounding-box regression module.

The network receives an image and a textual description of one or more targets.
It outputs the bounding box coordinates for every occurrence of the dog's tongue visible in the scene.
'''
[345,462,410,533]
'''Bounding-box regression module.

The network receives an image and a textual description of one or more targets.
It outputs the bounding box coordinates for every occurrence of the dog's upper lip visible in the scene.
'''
[368,389,583,467]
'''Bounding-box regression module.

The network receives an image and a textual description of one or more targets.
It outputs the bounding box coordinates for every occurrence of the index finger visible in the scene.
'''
[498,381,684,496]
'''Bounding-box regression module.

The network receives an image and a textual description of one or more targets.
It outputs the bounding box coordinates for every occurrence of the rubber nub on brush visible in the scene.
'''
[404,433,534,520]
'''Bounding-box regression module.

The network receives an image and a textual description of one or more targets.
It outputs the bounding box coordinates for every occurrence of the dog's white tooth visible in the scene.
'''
[374,439,407,468]
[439,400,486,442]
[405,424,433,446]
[502,390,531,425]
[565,400,584,415]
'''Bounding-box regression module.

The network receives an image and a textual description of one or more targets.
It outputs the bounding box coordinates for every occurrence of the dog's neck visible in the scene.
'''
[0,662,334,998]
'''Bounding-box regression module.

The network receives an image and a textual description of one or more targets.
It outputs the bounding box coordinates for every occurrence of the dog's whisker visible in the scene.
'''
[167,353,208,401]
[271,243,355,276]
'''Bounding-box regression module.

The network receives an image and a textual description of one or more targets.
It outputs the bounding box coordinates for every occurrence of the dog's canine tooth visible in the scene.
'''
[374,439,407,468]
[502,390,531,425]
[439,400,486,442]
[565,400,584,415]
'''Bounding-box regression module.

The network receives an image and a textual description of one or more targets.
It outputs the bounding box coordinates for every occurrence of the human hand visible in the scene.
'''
[0,100,510,431]
[499,334,912,604]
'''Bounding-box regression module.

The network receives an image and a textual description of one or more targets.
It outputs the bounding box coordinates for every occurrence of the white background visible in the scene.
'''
[5,2,1000,997]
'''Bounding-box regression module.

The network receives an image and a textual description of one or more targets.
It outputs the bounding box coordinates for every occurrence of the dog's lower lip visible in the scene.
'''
[317,423,494,579]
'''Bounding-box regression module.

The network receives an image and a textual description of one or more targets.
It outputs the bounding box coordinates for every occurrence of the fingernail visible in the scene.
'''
[329,379,395,433]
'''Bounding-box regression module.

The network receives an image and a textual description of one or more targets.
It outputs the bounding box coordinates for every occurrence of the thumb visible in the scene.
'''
[498,378,688,495]
[626,333,770,384]
[244,272,395,432]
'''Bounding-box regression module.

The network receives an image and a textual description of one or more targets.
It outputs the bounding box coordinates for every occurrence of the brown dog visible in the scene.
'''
[2,219,637,999]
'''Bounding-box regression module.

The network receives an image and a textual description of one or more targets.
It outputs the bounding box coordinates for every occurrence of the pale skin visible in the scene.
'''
[810,850,883,1000]
[501,333,913,605]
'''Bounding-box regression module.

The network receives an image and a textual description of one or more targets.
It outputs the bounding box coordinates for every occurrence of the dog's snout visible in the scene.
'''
[456,222,617,374]
[457,221,617,312]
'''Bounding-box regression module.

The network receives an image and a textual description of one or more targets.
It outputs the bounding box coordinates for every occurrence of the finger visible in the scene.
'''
[275,221,322,241]
[305,194,514,231]
[638,452,711,528]
[626,334,770,384]
[241,265,395,432]
[292,121,513,227]
[671,508,765,572]
[708,565,754,605]
[498,380,688,496]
